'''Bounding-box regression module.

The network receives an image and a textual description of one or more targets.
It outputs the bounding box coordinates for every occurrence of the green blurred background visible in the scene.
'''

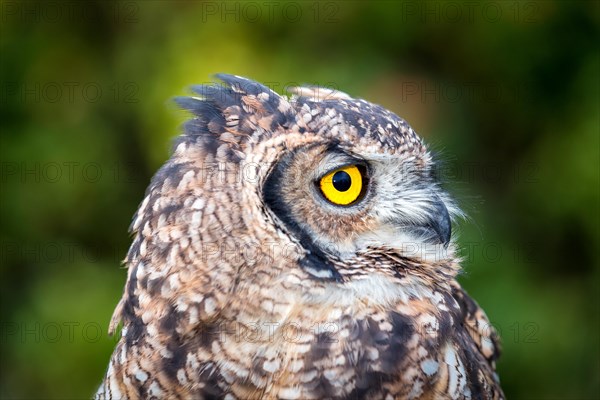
[1,1,598,398]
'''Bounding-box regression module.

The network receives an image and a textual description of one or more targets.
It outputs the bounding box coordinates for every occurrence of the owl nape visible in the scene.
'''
[96,75,503,400]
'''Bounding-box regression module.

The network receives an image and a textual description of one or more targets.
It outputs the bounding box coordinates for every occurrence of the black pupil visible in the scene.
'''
[332,171,352,192]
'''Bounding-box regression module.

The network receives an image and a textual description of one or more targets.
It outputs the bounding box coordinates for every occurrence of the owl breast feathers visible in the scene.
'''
[96,74,503,399]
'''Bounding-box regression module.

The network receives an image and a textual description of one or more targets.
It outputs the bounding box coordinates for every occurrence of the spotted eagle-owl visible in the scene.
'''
[96,74,503,399]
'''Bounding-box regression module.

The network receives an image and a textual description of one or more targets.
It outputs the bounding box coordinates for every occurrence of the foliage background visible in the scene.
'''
[1,1,598,398]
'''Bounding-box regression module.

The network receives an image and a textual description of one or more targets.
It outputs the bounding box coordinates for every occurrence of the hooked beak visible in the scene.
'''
[427,197,451,247]
[398,197,452,248]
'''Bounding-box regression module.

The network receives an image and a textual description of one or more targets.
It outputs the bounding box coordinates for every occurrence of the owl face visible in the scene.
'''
[166,75,461,286]
[262,139,454,263]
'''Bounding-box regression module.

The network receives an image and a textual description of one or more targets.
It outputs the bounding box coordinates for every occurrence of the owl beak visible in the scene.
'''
[427,198,451,247]
[392,198,452,248]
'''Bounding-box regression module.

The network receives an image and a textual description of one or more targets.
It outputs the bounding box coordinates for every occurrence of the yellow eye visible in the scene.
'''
[319,165,364,206]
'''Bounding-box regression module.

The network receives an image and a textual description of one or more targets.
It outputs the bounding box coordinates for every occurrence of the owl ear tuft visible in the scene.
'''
[174,74,299,159]
[214,73,278,98]
[287,85,352,102]
[188,74,287,117]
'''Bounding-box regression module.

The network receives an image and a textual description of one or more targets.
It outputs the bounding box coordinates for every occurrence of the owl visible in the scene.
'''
[96,74,503,399]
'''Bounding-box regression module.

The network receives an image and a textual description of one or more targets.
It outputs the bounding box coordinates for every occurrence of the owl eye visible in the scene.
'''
[318,165,365,206]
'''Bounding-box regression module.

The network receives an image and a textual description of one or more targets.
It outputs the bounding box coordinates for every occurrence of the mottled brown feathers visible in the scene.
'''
[96,75,503,399]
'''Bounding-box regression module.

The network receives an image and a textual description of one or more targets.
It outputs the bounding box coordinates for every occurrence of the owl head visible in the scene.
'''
[118,74,462,331]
